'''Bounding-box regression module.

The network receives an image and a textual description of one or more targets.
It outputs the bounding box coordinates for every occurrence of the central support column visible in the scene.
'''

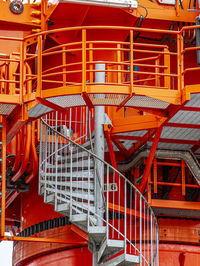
[94,63,105,226]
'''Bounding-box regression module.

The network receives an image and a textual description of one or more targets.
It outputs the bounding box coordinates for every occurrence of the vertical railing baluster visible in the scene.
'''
[82,29,86,94]
[44,116,48,202]
[130,30,134,95]
[140,196,142,266]
[37,35,42,97]
[38,119,43,195]
[135,191,137,255]
[124,180,127,254]
[106,165,109,241]
[151,212,153,265]
[144,201,145,266]
[62,46,67,87]
[55,112,58,211]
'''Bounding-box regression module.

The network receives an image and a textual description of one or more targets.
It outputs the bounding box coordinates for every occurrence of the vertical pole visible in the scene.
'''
[62,46,67,87]
[20,42,24,104]
[155,57,160,87]
[153,159,157,194]
[37,35,42,97]
[130,30,134,95]
[181,160,185,196]
[94,63,105,226]
[82,29,86,93]
[164,47,171,89]
[1,117,6,236]
[89,43,93,84]
[177,33,181,93]
[117,44,122,84]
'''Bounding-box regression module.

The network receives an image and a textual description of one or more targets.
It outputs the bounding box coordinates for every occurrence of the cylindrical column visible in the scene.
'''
[94,63,105,227]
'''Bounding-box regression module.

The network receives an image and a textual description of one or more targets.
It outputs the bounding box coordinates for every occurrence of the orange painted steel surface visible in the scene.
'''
[24,247,92,266]
[1,25,200,110]
[0,1,199,266]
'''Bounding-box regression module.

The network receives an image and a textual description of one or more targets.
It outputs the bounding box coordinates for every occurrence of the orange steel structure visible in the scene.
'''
[0,0,199,265]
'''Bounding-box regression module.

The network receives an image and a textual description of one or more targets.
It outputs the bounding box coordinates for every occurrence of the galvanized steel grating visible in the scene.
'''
[0,104,16,115]
[47,95,86,107]
[169,111,200,124]
[28,104,53,118]
[124,95,170,109]
[88,94,128,106]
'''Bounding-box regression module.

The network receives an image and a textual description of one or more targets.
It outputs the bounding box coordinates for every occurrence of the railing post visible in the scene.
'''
[177,32,184,95]
[82,29,86,93]
[38,119,43,195]
[130,30,134,95]
[117,44,122,84]
[62,46,67,87]
[155,56,160,87]
[153,159,157,194]
[37,35,42,97]
[181,160,186,196]
[1,117,6,237]
[20,42,25,103]
[164,47,171,89]
[89,43,93,84]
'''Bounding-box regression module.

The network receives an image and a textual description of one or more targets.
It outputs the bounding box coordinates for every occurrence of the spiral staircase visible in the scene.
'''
[39,110,159,266]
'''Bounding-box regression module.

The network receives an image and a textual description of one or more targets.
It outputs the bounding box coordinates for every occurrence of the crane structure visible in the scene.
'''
[0,0,199,265]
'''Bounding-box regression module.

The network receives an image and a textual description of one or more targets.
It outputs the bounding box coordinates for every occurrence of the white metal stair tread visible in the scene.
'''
[45,187,95,201]
[99,253,140,266]
[98,239,124,263]
[56,201,95,214]
[40,170,95,178]
[46,160,94,168]
[57,150,92,161]
[40,180,94,190]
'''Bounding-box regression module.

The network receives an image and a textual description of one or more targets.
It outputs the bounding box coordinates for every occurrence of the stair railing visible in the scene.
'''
[39,113,159,265]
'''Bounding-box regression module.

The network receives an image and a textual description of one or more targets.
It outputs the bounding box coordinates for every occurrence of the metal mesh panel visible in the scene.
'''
[125,95,170,109]
[0,104,16,115]
[153,207,200,218]
[28,104,53,117]
[147,141,193,150]
[185,93,200,107]
[88,94,127,106]
[47,95,86,107]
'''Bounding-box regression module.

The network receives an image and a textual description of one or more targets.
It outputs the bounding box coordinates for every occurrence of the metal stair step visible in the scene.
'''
[40,170,95,178]
[88,226,106,244]
[45,187,95,201]
[46,160,94,169]
[57,150,92,162]
[100,253,140,266]
[41,180,94,190]
[98,239,124,264]
[55,201,95,215]
[71,213,88,223]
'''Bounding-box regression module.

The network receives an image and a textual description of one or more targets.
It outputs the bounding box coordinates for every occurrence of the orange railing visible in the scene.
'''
[0,25,200,107]
[25,27,179,103]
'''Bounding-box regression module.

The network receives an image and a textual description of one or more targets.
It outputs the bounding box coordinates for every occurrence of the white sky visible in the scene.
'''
[0,240,13,266]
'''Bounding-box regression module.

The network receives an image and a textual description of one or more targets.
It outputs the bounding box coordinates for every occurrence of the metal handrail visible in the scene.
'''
[40,115,159,265]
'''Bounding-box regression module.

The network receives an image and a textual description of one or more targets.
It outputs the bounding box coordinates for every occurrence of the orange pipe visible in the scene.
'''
[12,124,32,183]
[26,121,38,184]
[12,132,21,173]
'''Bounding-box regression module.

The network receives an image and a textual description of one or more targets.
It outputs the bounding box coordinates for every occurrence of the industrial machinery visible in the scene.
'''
[0,0,199,265]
